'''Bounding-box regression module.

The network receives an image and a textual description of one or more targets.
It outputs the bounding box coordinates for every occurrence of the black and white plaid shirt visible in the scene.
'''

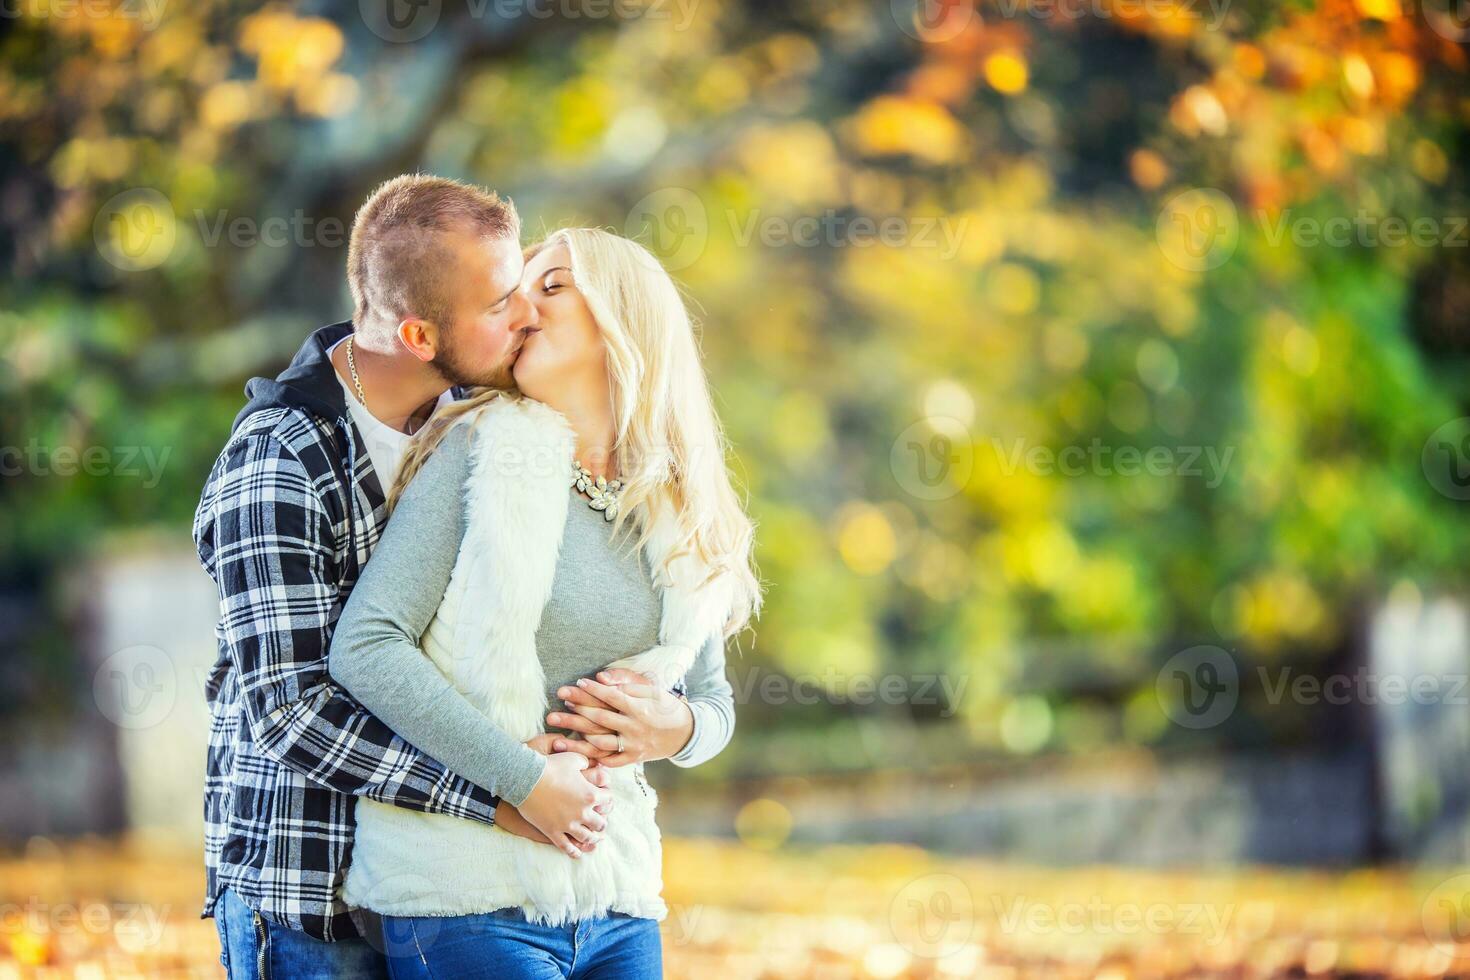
[192,323,497,941]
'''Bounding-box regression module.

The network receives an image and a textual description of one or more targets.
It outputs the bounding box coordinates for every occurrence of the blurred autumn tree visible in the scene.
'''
[1,0,1466,767]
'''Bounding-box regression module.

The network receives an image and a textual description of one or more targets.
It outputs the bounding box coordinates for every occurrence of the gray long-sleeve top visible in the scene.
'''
[328,423,736,808]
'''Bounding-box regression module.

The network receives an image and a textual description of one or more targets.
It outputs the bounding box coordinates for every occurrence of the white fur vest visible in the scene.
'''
[343,395,730,924]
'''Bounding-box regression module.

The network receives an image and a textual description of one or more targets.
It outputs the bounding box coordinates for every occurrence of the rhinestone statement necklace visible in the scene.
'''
[571,458,623,522]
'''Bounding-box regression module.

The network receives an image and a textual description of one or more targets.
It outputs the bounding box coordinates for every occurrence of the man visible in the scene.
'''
[194,175,690,978]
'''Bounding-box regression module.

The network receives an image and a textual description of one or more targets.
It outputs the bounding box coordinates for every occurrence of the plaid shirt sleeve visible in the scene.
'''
[199,429,501,824]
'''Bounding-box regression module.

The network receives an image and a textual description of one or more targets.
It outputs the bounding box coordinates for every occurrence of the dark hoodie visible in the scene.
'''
[233,320,353,435]
[225,319,371,553]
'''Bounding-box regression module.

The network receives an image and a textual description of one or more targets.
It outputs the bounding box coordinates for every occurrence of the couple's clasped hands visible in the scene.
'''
[493,669,695,859]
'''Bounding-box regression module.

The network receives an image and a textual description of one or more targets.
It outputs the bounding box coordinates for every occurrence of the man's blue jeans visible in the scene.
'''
[381,907,662,979]
[214,889,390,980]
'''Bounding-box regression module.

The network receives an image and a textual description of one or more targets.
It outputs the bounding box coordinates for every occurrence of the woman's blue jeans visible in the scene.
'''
[382,908,662,980]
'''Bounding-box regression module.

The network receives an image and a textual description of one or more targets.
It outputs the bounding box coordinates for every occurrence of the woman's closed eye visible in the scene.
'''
[537,265,573,295]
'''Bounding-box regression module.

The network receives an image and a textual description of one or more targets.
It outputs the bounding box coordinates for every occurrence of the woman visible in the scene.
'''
[329,227,760,979]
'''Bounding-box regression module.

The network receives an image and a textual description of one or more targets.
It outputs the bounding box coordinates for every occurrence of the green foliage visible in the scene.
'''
[2,0,1466,760]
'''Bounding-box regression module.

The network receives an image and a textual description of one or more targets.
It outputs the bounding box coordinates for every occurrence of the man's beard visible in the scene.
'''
[433,329,517,391]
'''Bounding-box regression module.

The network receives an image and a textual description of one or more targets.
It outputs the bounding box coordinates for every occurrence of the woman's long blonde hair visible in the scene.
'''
[389,227,761,637]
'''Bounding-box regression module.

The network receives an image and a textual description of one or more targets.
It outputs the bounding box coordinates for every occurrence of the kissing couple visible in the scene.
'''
[194,174,760,978]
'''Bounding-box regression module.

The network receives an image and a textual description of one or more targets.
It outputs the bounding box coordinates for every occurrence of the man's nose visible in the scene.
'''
[514,289,539,330]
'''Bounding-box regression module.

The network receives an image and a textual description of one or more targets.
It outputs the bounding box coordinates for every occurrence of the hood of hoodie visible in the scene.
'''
[233,321,353,433]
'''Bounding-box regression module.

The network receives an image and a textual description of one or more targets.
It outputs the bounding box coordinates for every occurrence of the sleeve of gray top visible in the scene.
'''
[329,423,547,808]
[668,631,736,768]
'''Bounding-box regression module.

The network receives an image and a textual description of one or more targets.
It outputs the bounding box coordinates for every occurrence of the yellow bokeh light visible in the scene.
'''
[983,52,1029,96]
[200,81,254,131]
[999,696,1053,753]
[1354,0,1401,20]
[850,95,966,164]
[835,502,897,576]
[1342,54,1375,100]
[989,263,1040,316]
[735,798,793,851]
[1411,139,1449,183]
[922,379,976,428]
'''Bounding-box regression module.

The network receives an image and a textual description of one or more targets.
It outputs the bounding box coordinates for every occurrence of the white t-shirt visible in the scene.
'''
[328,339,450,494]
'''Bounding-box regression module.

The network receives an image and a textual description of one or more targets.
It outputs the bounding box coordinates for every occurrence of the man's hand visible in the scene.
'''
[493,800,550,844]
[545,669,695,768]
[517,753,611,859]
[525,733,613,803]
[494,799,607,853]
[525,734,608,776]
[495,736,611,855]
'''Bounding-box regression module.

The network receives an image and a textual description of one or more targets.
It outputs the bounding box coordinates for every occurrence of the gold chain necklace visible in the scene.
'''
[571,458,623,522]
[345,336,368,406]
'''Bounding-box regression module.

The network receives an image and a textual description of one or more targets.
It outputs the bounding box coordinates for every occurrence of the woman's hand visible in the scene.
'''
[516,752,612,859]
[546,671,695,768]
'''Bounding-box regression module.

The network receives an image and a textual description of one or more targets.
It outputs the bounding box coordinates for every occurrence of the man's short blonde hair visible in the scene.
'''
[347,174,519,339]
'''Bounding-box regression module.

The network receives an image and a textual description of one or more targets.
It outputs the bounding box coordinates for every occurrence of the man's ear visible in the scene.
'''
[396,317,440,363]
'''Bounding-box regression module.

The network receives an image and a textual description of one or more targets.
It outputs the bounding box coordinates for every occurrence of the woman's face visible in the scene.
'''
[513,241,606,401]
